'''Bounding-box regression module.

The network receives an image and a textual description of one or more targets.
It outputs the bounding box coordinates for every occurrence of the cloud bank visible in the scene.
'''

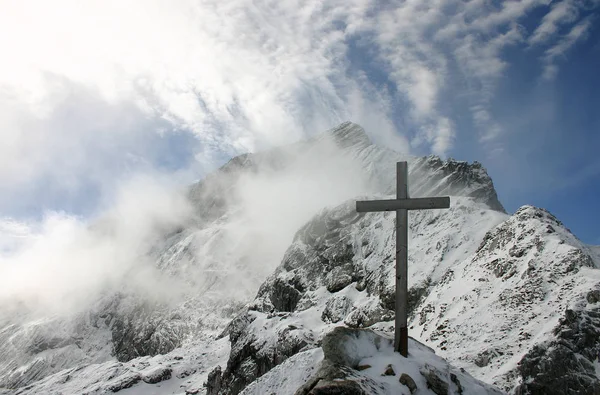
[0,176,193,315]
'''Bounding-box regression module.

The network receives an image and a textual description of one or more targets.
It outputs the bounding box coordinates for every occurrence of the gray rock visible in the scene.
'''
[414,156,505,213]
[106,373,141,392]
[326,267,353,293]
[309,379,366,395]
[516,305,600,395]
[207,312,311,395]
[321,296,352,324]
[205,366,222,394]
[407,280,432,318]
[110,296,188,362]
[399,373,417,393]
[321,327,387,368]
[383,364,395,376]
[269,278,303,312]
[142,367,172,384]
[450,373,463,394]
[344,305,394,328]
[294,360,352,395]
[474,348,503,368]
[587,290,600,304]
[420,364,448,395]
[222,309,255,342]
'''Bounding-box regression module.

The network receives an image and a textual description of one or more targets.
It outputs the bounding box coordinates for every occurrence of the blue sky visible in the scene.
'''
[476,9,600,244]
[0,0,599,243]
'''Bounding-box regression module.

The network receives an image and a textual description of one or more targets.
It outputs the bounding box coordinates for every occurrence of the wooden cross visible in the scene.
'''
[356,162,450,357]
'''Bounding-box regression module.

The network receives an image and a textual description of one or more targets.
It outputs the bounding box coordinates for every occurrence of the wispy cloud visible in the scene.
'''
[542,15,595,79]
[0,0,598,216]
[0,0,397,205]
[529,0,580,45]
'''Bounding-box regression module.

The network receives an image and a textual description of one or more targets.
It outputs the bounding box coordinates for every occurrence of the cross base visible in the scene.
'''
[397,327,408,357]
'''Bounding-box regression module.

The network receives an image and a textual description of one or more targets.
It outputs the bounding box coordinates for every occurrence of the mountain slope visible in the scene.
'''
[207,194,599,394]
[1,122,597,395]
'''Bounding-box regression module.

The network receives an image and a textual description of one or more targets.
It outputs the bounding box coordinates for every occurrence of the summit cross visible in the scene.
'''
[356,162,450,357]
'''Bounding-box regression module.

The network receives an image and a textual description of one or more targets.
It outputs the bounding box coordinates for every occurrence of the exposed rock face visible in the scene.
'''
[0,293,194,389]
[141,366,172,384]
[110,297,189,362]
[321,295,352,323]
[321,327,383,368]
[8,334,230,395]
[206,365,223,394]
[420,364,449,395]
[411,204,600,391]
[207,190,508,393]
[515,300,600,395]
[307,380,366,394]
[295,357,368,395]
[206,310,314,395]
[409,155,505,213]
[187,122,506,225]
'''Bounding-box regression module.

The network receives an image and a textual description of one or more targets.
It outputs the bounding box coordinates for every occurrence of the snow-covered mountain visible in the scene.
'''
[1,122,599,395]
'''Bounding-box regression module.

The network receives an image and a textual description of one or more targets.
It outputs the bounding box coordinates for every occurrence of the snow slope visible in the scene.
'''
[9,337,229,395]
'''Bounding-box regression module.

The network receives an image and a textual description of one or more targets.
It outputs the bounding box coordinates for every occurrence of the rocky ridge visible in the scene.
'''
[206,194,599,393]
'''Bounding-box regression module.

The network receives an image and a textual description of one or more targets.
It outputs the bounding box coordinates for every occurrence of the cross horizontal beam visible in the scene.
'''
[356,196,450,212]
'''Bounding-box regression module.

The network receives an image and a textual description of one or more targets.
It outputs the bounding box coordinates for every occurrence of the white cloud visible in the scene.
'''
[365,0,537,149]
[542,15,594,79]
[0,0,538,186]
[0,131,379,315]
[529,0,580,45]
[0,176,193,314]
[0,219,32,254]
[469,0,549,33]
[0,0,597,215]
[0,0,400,204]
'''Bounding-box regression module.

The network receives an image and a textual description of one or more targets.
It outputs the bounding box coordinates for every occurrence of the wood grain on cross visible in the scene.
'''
[356,162,450,357]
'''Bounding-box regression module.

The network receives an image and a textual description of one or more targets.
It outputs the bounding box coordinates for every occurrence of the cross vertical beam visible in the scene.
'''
[356,161,450,357]
[396,162,408,356]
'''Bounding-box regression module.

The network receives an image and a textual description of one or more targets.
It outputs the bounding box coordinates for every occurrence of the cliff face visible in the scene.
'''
[3,122,598,395]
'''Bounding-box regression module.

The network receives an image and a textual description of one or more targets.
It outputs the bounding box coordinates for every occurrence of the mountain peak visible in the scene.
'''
[410,155,506,213]
[321,121,372,148]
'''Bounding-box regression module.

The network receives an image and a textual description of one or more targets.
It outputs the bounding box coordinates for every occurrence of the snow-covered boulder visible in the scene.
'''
[244,326,504,395]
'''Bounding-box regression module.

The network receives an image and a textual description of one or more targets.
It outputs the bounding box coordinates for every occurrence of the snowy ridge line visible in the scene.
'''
[206,195,600,394]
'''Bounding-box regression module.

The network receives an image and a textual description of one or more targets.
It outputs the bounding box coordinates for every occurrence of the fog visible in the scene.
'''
[0,0,413,322]
[0,127,389,320]
[0,175,194,316]
[203,134,376,295]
